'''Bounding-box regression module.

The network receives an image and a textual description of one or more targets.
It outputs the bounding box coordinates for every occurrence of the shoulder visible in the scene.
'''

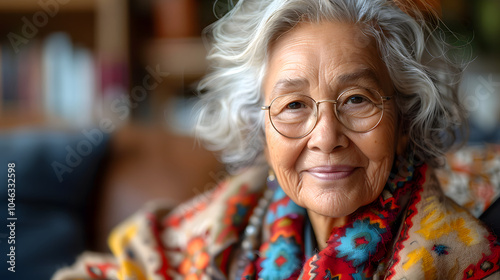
[162,165,268,248]
[53,166,268,280]
[386,164,500,279]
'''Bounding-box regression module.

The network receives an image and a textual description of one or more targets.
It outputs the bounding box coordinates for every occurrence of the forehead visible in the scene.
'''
[264,21,390,97]
[269,21,376,58]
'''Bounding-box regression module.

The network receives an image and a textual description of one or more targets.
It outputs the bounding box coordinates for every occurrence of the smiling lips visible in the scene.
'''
[307,165,356,180]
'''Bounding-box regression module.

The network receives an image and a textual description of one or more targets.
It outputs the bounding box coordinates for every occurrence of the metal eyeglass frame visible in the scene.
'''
[261,89,393,139]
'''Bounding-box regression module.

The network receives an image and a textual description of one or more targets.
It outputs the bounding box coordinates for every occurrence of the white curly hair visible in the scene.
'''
[195,0,467,172]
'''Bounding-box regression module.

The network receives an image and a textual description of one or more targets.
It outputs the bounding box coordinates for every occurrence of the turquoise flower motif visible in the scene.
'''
[335,219,385,267]
[260,236,302,279]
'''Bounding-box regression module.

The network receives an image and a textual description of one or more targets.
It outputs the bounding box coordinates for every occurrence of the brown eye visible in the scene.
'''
[347,95,368,104]
[287,101,306,109]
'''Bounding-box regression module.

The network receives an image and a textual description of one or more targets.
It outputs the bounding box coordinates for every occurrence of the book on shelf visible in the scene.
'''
[17,40,42,117]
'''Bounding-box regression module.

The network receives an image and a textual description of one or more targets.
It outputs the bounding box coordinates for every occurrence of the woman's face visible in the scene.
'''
[264,21,403,218]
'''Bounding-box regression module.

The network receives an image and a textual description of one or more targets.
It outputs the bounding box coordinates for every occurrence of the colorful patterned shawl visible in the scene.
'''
[54,157,500,280]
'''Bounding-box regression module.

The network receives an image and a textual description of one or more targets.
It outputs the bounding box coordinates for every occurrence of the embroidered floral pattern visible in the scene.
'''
[252,188,306,279]
[259,236,302,279]
[432,244,449,256]
[216,184,260,243]
[335,219,385,266]
[178,237,210,279]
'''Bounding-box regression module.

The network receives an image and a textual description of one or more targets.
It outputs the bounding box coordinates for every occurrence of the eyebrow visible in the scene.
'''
[335,68,379,85]
[270,68,380,98]
[271,77,310,97]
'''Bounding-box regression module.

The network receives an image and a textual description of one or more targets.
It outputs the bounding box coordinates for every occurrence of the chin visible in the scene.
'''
[305,195,360,218]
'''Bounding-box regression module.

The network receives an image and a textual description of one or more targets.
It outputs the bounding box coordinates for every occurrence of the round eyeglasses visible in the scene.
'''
[261,88,392,138]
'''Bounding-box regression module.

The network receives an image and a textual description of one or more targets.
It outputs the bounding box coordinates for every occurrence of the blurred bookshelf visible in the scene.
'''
[0,0,220,132]
[0,0,128,129]
[0,0,96,12]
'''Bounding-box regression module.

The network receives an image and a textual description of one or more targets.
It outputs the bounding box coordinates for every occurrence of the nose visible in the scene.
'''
[306,103,349,153]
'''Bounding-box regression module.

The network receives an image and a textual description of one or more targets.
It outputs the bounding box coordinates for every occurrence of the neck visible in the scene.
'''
[307,209,348,250]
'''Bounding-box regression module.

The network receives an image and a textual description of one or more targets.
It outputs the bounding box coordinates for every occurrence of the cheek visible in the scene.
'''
[364,108,398,159]
[265,123,306,197]
[265,129,301,171]
[358,131,396,162]
[358,111,399,187]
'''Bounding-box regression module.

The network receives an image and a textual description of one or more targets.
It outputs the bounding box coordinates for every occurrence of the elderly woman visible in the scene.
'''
[54,0,500,279]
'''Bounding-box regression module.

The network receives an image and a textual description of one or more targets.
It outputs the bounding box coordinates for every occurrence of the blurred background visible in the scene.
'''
[0,0,498,279]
